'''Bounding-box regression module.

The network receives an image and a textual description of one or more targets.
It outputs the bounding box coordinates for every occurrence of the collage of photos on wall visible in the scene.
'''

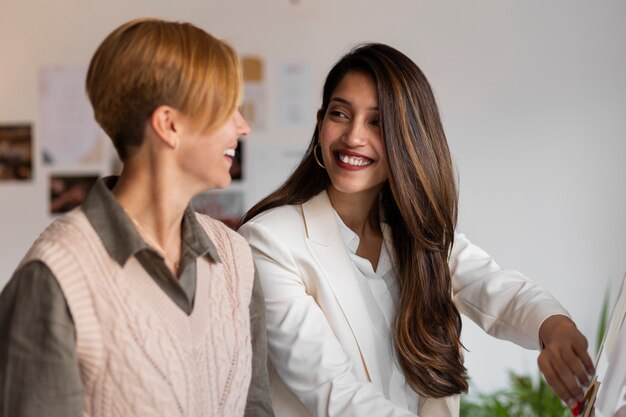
[4,61,253,225]
[39,65,251,225]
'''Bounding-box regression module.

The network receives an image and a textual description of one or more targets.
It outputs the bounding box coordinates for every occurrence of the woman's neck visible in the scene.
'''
[112,157,194,276]
[326,185,381,238]
[327,185,384,270]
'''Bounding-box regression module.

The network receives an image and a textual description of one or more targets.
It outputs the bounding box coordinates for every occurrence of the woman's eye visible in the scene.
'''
[370,119,380,127]
[329,110,347,119]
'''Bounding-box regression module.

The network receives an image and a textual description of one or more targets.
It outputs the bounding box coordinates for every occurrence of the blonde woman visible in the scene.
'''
[0,19,273,417]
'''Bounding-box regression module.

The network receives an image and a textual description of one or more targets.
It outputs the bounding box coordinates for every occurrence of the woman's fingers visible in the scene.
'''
[538,325,595,410]
[538,347,583,407]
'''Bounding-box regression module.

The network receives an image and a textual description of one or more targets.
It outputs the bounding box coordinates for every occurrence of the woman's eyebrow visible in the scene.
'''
[329,96,379,111]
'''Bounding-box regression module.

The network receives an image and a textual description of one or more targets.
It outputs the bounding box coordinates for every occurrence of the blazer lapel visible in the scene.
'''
[301,191,383,386]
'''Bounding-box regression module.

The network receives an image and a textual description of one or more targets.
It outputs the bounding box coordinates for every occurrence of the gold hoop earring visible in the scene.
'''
[313,144,326,169]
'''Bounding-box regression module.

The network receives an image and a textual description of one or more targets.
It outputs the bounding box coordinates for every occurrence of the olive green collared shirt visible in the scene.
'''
[0,177,273,417]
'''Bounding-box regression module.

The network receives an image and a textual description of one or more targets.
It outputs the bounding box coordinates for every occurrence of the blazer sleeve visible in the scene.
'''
[239,220,416,417]
[451,233,570,349]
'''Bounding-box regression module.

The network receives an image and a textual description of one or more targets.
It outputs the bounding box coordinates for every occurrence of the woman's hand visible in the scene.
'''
[537,314,595,410]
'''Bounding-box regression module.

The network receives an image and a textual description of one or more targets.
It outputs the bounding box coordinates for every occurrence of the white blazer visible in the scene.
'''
[239,191,569,417]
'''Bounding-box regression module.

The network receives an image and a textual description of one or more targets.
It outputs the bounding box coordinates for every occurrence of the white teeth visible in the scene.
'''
[224,149,236,157]
[338,153,372,167]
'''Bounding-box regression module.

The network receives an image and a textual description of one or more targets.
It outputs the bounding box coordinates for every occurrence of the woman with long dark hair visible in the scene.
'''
[239,43,592,417]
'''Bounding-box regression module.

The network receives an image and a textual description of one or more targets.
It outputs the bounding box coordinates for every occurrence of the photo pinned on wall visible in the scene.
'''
[240,55,267,131]
[49,174,99,214]
[40,66,105,166]
[230,139,244,181]
[192,191,244,230]
[0,124,33,181]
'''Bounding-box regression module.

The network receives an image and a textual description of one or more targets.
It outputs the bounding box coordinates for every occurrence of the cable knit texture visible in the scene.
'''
[19,209,254,417]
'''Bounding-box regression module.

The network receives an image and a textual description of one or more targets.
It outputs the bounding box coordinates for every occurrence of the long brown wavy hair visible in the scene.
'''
[239,43,468,398]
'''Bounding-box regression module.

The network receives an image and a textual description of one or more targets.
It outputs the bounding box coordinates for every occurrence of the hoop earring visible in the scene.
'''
[313,144,326,169]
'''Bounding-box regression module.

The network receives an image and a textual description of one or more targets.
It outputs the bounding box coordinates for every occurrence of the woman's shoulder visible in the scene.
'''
[239,203,306,241]
[245,203,303,226]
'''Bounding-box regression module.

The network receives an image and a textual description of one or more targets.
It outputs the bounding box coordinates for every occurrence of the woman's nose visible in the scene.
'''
[342,122,366,147]
[235,110,251,137]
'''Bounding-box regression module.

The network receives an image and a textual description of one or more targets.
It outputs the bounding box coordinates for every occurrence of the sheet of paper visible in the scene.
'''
[40,66,103,166]
[276,61,313,128]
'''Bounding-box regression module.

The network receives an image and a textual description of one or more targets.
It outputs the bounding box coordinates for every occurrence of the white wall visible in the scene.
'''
[1,0,625,395]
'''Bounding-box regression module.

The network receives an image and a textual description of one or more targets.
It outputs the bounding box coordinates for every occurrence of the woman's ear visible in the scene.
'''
[316,108,325,126]
[149,105,181,150]
[316,108,325,132]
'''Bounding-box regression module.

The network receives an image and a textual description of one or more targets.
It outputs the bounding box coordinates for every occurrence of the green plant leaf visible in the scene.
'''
[597,288,610,355]
[461,372,569,417]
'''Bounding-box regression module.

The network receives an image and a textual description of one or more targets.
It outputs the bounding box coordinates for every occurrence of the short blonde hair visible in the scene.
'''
[86,18,242,160]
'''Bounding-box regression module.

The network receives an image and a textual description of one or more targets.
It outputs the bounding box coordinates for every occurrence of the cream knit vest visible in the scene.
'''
[20,209,254,417]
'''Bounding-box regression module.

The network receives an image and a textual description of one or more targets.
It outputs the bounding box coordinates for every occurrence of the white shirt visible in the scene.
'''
[334,211,420,414]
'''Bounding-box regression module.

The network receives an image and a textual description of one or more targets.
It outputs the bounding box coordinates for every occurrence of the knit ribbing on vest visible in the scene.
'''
[19,209,254,417]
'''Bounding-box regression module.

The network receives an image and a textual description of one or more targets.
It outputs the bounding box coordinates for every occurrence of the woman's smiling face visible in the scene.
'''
[177,109,250,191]
[318,71,388,197]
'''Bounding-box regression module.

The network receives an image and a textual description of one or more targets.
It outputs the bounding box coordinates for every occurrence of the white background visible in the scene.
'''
[1,0,625,395]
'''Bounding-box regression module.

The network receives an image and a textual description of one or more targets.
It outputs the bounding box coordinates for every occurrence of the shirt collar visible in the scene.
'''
[333,210,360,254]
[332,209,394,276]
[80,176,221,267]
